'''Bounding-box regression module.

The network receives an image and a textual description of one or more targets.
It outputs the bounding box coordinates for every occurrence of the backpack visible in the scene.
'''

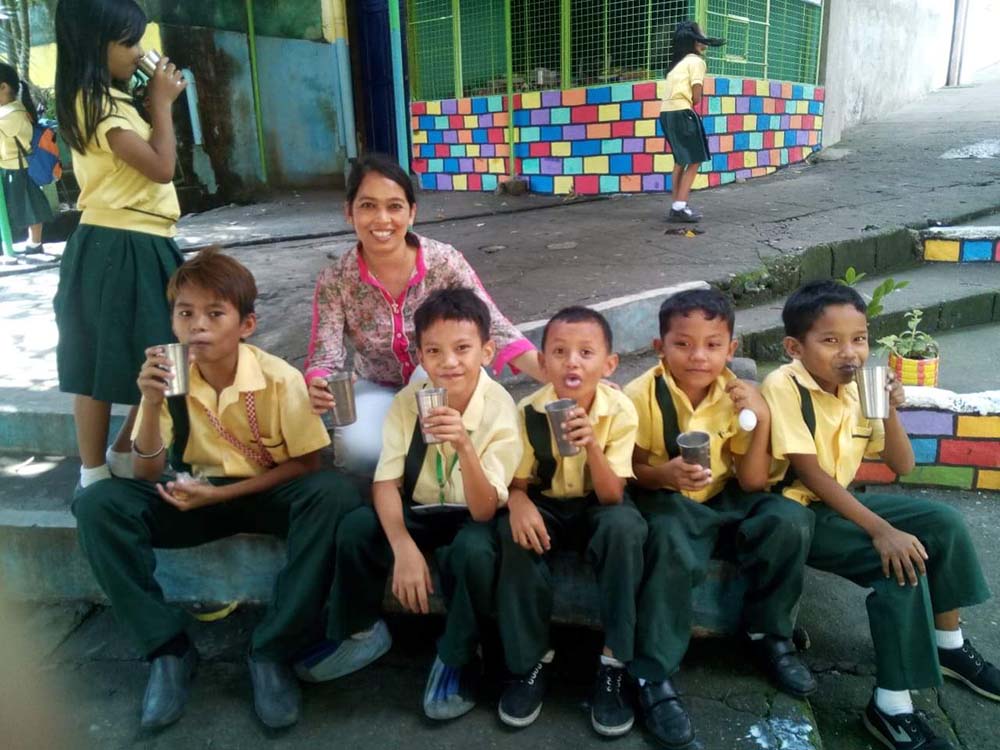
[17,118,63,186]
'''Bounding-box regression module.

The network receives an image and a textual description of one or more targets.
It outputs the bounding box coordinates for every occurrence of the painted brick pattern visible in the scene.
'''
[923,236,1000,263]
[856,408,1000,492]
[411,77,824,195]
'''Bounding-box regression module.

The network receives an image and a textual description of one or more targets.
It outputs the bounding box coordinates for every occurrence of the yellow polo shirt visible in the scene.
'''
[762,359,885,506]
[133,343,330,478]
[374,370,522,507]
[73,88,180,237]
[515,382,637,499]
[625,363,753,502]
[661,54,707,112]
[0,102,33,170]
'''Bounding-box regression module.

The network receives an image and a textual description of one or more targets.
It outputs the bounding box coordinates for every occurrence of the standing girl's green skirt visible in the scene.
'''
[1,166,53,229]
[53,225,183,405]
[659,109,711,166]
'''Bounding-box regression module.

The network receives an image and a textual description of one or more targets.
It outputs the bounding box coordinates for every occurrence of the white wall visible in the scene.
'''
[821,0,954,146]
[962,0,1000,83]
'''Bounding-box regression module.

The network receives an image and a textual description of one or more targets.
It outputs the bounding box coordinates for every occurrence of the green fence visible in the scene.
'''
[406,0,823,101]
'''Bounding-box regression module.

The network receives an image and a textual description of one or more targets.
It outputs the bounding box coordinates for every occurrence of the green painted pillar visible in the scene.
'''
[0,174,14,258]
[560,0,571,88]
[695,0,708,31]
[245,0,268,183]
[452,0,463,97]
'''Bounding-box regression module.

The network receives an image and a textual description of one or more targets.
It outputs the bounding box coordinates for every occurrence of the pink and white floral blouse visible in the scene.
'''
[305,234,535,387]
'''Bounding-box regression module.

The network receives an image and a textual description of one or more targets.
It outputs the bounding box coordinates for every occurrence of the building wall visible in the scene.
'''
[411,77,824,195]
[820,0,954,147]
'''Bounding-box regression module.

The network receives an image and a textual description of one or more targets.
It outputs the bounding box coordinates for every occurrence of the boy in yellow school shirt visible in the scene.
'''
[626,289,815,750]
[71,249,362,731]
[763,281,997,750]
[496,306,647,738]
[321,288,521,721]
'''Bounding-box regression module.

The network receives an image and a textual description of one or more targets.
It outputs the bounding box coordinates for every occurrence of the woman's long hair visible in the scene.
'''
[55,0,147,152]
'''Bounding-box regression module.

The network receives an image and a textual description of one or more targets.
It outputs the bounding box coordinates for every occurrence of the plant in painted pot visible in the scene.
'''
[877,309,940,387]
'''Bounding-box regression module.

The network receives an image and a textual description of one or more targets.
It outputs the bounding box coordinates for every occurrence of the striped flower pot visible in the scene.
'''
[889,352,939,387]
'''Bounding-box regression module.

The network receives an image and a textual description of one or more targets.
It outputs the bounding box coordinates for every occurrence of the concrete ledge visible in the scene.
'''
[0,508,748,636]
[921,227,1000,263]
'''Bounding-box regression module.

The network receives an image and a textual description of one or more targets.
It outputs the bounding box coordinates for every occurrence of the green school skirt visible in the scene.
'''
[54,224,183,405]
[659,109,711,166]
[0,167,53,229]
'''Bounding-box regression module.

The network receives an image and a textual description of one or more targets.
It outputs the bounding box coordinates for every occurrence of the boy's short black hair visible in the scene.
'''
[167,247,257,318]
[541,306,613,351]
[782,280,868,340]
[658,288,734,337]
[413,287,491,346]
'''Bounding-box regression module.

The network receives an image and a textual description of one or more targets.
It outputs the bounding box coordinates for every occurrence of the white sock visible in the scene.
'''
[874,688,913,716]
[79,464,111,488]
[106,448,134,479]
[748,632,766,641]
[600,653,625,668]
[541,649,555,664]
[350,623,377,640]
[672,201,687,211]
[936,627,964,650]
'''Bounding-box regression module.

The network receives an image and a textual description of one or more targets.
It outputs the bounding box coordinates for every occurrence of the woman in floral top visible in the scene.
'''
[305,154,542,474]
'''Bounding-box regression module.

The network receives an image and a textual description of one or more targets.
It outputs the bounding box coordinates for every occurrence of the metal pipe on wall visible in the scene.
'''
[947,0,970,86]
[244,0,268,183]
[324,0,358,162]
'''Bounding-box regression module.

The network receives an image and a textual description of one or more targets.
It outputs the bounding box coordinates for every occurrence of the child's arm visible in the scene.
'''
[507,480,551,554]
[157,451,321,510]
[373,479,434,614]
[133,346,173,480]
[879,375,915,475]
[691,83,703,106]
[421,405,497,521]
[788,453,927,586]
[632,446,711,492]
[564,407,626,504]
[727,379,772,491]
[106,61,186,183]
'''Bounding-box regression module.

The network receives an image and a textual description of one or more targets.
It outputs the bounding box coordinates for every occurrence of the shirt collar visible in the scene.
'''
[528,381,614,421]
[788,358,858,402]
[657,363,734,414]
[189,343,266,414]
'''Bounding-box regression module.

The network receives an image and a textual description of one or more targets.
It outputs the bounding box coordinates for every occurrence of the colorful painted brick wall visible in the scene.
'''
[410,77,824,195]
[923,234,1000,263]
[854,410,1000,492]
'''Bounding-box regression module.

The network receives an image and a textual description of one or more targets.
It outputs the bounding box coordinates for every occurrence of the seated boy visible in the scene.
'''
[71,249,362,731]
[496,306,647,738]
[763,280,997,750]
[626,289,815,750]
[318,288,521,721]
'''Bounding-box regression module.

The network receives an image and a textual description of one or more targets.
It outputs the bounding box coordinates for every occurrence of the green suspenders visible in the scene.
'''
[773,376,816,492]
[402,420,427,504]
[166,397,192,474]
[524,406,557,493]
[653,375,681,459]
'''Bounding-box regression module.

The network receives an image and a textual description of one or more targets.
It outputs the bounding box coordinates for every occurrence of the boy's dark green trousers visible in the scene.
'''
[71,471,362,661]
[327,504,498,668]
[630,483,814,682]
[809,492,991,690]
[496,492,647,675]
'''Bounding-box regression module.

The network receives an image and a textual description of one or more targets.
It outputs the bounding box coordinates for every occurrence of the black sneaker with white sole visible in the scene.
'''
[498,660,548,728]
[862,697,954,750]
[938,639,1000,701]
[668,207,702,223]
[590,663,634,737]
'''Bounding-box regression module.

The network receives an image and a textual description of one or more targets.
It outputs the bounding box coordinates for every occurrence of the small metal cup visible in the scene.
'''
[415,387,448,444]
[677,431,711,468]
[322,372,357,428]
[544,398,581,457]
[137,49,162,78]
[855,365,891,419]
[160,343,190,398]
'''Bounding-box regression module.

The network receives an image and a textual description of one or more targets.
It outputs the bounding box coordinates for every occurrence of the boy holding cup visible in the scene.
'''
[496,306,646,738]
[319,288,522,721]
[763,281,997,750]
[71,249,362,731]
[624,288,815,749]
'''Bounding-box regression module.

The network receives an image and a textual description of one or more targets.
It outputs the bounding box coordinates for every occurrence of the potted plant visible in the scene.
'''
[877,309,940,387]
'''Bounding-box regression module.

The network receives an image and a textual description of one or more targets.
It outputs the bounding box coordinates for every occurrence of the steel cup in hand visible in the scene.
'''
[137,49,162,78]
[544,398,581,457]
[160,343,190,398]
[855,365,891,419]
[677,431,711,468]
[415,387,448,444]
[323,372,357,427]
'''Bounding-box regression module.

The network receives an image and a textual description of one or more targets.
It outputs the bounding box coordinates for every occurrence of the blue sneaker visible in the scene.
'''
[293,619,391,682]
[423,653,479,720]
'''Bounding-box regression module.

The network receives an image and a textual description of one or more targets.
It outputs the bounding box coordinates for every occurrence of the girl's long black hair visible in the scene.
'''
[0,62,38,125]
[667,21,704,72]
[55,0,147,152]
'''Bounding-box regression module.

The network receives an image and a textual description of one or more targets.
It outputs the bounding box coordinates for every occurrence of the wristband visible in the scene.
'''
[132,439,165,459]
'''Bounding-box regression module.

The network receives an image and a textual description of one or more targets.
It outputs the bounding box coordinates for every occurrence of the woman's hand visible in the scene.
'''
[308,377,335,415]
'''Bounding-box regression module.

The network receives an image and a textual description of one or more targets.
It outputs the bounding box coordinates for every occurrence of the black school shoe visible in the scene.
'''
[591,663,634,736]
[862,696,954,750]
[498,659,548,728]
[938,640,1000,701]
[668,207,702,223]
[751,635,817,697]
[639,678,695,749]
